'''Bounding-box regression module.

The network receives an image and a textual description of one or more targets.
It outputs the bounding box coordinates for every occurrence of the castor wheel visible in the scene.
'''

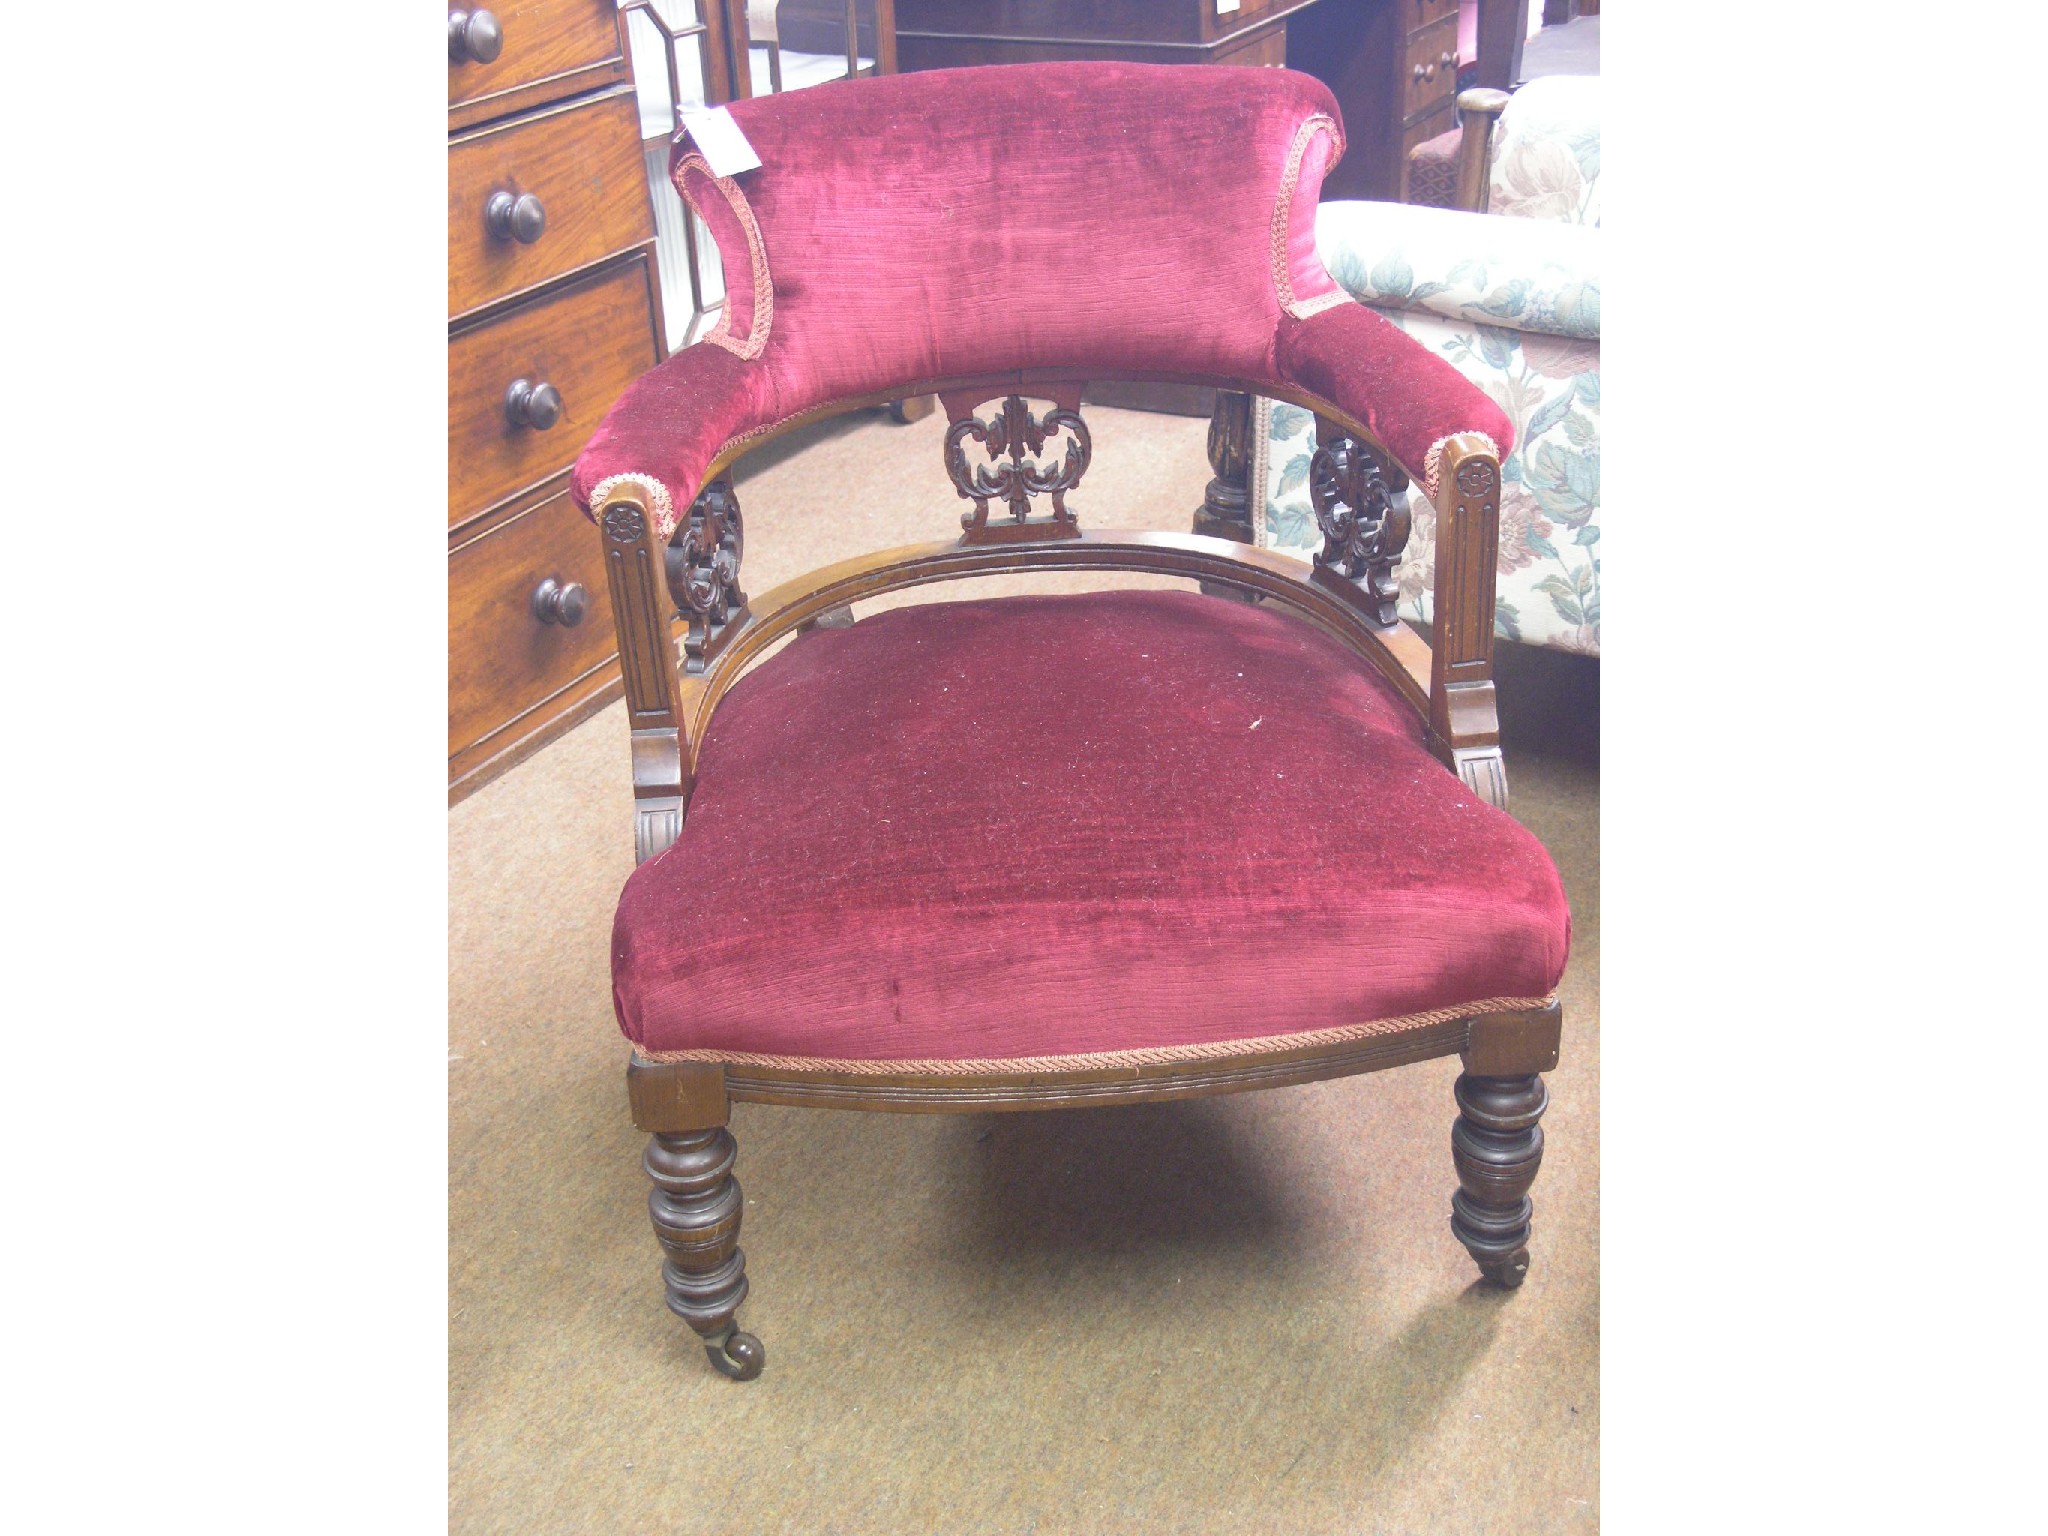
[1479,1249,1530,1289]
[702,1322,766,1381]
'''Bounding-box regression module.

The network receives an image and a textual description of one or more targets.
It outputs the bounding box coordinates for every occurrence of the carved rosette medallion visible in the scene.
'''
[666,479,748,669]
[602,503,647,543]
[945,395,1092,536]
[1456,459,1497,498]
[1309,435,1411,627]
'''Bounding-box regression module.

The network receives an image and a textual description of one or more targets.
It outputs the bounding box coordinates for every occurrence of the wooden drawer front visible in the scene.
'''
[450,486,617,757]
[1402,14,1460,121]
[450,257,661,524]
[1404,0,1459,34]
[448,0,624,125]
[449,84,654,320]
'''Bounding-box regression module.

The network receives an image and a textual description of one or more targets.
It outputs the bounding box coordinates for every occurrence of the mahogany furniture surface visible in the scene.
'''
[894,1,1464,204]
[448,2,669,799]
[544,64,1568,1380]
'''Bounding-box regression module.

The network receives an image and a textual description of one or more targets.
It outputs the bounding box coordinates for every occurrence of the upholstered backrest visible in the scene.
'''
[1488,76,1601,227]
[572,62,1512,538]
[684,62,1346,395]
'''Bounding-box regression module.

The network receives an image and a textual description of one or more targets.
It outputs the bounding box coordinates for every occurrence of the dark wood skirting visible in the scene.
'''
[628,1002,1562,1124]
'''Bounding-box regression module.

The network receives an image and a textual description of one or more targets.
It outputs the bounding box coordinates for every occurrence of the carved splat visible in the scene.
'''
[943,392,1091,542]
[1309,429,1411,628]
[666,478,748,673]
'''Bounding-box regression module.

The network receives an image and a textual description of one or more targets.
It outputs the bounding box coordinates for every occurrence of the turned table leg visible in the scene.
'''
[1450,1072,1548,1288]
[646,1127,765,1380]
[1193,388,1259,602]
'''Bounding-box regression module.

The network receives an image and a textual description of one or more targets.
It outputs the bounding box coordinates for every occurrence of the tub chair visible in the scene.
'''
[566,61,1570,1380]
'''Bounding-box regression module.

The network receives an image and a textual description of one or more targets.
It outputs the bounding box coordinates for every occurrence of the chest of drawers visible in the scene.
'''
[449,1,668,799]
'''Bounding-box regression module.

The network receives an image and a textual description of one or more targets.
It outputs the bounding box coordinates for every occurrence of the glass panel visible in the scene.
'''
[622,0,713,135]
[742,1,881,96]
[620,1,727,350]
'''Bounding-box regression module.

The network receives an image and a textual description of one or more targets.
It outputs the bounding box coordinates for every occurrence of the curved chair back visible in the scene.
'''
[571,62,1509,532]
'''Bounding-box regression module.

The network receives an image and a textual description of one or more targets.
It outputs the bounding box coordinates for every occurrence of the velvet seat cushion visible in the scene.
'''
[614,591,1569,1069]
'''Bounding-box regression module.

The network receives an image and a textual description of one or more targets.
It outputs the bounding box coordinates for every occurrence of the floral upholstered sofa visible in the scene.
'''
[1259,76,1601,654]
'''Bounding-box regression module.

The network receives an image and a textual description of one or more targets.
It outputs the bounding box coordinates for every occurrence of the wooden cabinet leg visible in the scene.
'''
[1192,388,1259,602]
[646,1128,765,1380]
[1450,1072,1547,1288]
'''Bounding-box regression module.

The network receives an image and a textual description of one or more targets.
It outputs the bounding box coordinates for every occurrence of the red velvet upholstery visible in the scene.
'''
[572,63,1513,536]
[614,592,1568,1067]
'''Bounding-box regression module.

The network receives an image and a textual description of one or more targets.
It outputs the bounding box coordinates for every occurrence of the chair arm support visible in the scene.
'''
[1427,434,1507,808]
[595,486,690,861]
[1453,88,1512,214]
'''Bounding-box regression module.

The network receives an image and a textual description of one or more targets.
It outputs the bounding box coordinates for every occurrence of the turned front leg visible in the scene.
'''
[646,1128,765,1380]
[1450,1072,1548,1288]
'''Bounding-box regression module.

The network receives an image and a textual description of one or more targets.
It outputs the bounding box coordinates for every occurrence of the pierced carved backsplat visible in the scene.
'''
[943,391,1092,543]
[1309,431,1411,628]
[666,478,748,673]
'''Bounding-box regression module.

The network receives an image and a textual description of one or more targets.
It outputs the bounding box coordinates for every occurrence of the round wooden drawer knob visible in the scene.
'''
[448,9,503,65]
[531,578,587,628]
[504,378,563,431]
[485,190,546,244]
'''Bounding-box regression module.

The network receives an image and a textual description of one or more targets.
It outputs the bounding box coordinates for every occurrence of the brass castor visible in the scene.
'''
[702,1322,766,1381]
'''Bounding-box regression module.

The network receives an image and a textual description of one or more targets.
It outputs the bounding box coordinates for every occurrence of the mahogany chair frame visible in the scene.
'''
[595,366,1563,1381]
[1450,87,1514,213]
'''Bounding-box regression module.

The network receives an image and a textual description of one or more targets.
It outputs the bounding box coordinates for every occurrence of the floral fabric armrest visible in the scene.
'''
[1318,202,1599,342]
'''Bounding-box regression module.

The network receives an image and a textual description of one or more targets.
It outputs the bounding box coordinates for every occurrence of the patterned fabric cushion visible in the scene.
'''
[1490,76,1601,226]
[1405,125,1463,210]
[1318,201,1599,341]
[613,590,1569,1067]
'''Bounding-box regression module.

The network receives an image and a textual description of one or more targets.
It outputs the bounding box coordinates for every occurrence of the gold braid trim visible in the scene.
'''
[672,151,773,361]
[1272,113,1346,320]
[634,994,1555,1075]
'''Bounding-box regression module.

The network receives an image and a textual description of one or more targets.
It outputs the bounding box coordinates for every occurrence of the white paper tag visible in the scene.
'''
[1217,0,1241,14]
[678,106,762,178]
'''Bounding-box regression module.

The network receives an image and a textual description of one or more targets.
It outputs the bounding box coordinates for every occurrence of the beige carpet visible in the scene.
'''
[450,404,1600,1534]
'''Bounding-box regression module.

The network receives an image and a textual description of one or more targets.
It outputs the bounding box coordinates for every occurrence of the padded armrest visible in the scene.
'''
[1317,201,1600,342]
[1274,304,1514,491]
